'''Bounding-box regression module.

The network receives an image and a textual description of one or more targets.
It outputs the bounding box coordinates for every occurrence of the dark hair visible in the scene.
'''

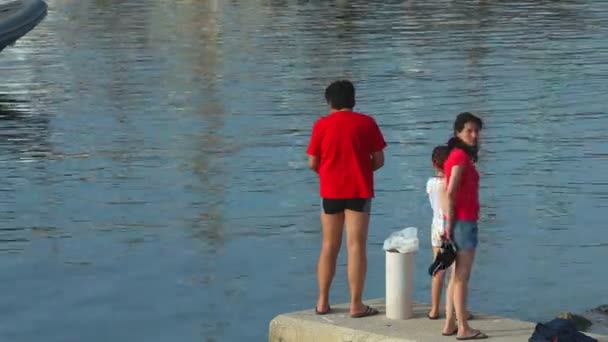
[453,112,483,132]
[432,145,450,169]
[325,80,355,109]
[447,112,483,162]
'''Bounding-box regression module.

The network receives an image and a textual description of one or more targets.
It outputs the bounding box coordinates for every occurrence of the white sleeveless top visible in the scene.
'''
[426,176,445,232]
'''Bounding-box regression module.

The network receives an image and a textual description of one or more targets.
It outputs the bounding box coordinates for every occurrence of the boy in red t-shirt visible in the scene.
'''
[307,80,386,318]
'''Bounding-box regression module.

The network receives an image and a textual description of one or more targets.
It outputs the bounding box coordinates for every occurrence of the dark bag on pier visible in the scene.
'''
[529,318,597,342]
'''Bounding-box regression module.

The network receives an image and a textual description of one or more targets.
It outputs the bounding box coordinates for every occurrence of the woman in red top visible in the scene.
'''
[441,112,487,340]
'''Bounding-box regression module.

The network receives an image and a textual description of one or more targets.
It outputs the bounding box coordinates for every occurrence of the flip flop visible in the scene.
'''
[315,305,331,315]
[442,328,458,336]
[428,240,457,276]
[427,311,440,320]
[350,305,379,318]
[456,331,488,340]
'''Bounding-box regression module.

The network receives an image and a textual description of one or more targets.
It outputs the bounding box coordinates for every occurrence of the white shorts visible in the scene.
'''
[431,221,444,247]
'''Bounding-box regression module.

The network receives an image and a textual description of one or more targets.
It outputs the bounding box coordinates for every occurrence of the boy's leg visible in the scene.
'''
[430,246,445,318]
[344,199,373,315]
[317,205,345,312]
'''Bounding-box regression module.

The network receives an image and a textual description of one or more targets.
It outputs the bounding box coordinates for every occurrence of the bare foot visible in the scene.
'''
[315,300,329,314]
[442,321,457,336]
[349,303,367,316]
[428,309,440,319]
[350,305,379,318]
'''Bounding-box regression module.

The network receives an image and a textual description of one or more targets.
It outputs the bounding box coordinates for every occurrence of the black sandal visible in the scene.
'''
[350,305,379,318]
[456,331,488,340]
[314,305,331,315]
[427,311,440,320]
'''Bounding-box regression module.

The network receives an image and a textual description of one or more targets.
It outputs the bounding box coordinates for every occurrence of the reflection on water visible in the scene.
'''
[0,94,54,254]
[0,95,51,160]
[1,0,607,340]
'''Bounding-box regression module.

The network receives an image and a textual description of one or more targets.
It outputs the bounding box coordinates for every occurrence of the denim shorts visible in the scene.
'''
[450,220,479,251]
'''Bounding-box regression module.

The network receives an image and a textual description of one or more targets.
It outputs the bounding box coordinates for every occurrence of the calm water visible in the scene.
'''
[1,0,608,340]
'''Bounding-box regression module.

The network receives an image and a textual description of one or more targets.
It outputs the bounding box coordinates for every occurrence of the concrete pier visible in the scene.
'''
[269,298,608,342]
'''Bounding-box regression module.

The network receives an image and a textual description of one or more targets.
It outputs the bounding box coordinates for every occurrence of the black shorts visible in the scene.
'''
[322,198,372,214]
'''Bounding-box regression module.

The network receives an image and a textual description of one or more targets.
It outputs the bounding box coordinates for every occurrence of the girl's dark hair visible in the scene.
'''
[453,112,483,132]
[447,112,483,162]
[432,145,450,169]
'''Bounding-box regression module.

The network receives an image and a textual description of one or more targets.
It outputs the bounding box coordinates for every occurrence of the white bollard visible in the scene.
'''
[385,250,415,320]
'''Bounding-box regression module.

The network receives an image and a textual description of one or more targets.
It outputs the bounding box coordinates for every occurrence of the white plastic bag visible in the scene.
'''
[383,227,419,253]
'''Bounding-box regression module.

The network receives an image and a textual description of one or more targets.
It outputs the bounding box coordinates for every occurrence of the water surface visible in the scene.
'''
[1,0,607,340]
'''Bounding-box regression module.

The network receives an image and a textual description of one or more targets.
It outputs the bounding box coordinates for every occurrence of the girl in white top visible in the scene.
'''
[427,145,449,320]
[427,175,446,249]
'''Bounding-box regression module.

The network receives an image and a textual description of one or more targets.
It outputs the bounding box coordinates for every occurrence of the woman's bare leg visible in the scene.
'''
[442,265,457,334]
[452,249,485,339]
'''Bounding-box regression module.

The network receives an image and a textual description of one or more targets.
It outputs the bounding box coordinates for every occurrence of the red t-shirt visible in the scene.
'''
[443,148,480,221]
[306,111,386,199]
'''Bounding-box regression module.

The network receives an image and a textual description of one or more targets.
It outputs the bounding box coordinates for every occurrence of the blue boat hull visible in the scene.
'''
[0,0,47,53]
